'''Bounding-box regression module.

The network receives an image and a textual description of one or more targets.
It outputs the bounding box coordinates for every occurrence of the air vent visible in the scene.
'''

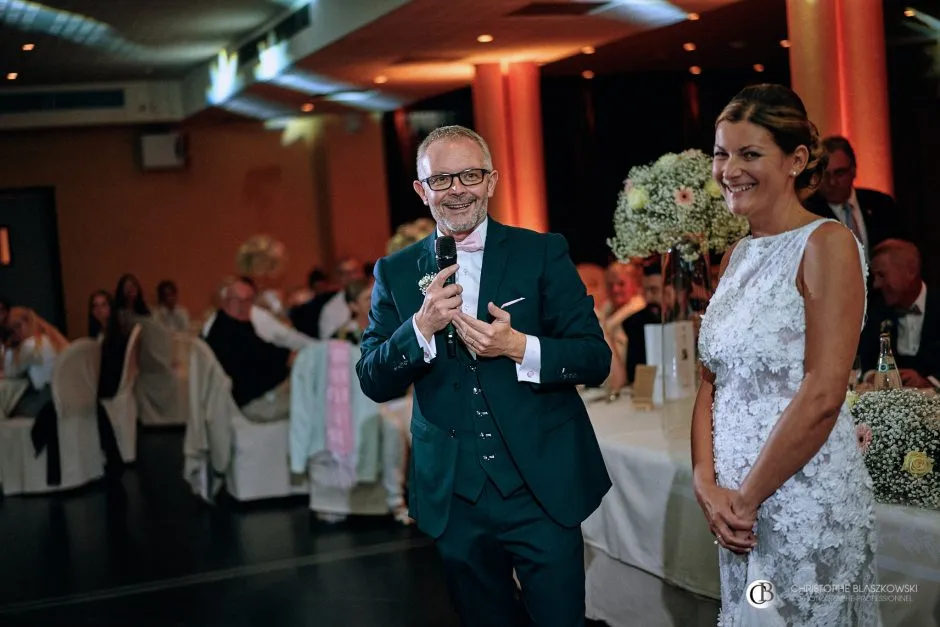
[0,89,125,114]
[507,2,608,17]
[238,4,312,66]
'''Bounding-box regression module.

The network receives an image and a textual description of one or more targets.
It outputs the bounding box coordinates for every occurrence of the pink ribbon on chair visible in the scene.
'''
[323,340,356,489]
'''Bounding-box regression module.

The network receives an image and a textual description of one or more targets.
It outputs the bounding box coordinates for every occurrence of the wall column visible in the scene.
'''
[786,0,893,194]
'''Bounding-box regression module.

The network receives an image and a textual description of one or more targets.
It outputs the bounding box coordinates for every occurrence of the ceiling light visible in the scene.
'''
[6,72,17,80]
[904,8,916,17]
[22,43,35,51]
[477,34,494,43]
[582,70,595,80]
[779,39,791,48]
[753,64,765,73]
[689,66,702,75]
[374,75,388,84]
[301,103,314,112]
[683,42,696,52]
[581,46,595,55]
[687,13,700,21]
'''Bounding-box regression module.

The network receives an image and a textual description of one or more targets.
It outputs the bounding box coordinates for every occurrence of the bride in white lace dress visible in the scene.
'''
[693,84,881,626]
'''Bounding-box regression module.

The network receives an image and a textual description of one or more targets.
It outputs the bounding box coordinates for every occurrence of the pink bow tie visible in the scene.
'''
[455,231,484,253]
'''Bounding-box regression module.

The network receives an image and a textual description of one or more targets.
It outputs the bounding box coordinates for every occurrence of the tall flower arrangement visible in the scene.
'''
[608,150,749,262]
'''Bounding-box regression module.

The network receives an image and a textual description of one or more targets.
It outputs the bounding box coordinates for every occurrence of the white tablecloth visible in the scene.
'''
[583,394,940,627]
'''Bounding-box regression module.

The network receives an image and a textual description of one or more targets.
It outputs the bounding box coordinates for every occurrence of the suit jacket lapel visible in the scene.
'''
[477,220,509,321]
[418,234,436,278]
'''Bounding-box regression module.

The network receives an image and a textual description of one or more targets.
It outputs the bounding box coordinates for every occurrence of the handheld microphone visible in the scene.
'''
[435,235,458,359]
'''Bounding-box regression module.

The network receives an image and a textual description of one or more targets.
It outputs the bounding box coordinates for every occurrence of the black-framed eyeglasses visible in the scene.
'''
[421,168,490,191]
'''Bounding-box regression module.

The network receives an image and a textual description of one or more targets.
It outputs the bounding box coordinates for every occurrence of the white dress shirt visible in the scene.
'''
[319,291,352,340]
[411,219,542,383]
[156,305,191,333]
[897,283,928,357]
[202,306,314,352]
[828,189,869,252]
[3,336,58,389]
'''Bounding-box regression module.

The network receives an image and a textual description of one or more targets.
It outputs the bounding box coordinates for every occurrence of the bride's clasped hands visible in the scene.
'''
[693,477,758,554]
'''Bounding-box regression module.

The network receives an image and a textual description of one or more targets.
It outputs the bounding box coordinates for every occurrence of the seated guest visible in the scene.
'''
[204,277,314,351]
[290,268,339,339]
[318,257,365,340]
[860,239,938,387]
[88,290,112,338]
[204,278,292,421]
[577,263,627,392]
[804,136,903,254]
[604,261,647,330]
[622,259,664,383]
[154,280,191,333]
[114,274,150,317]
[332,278,374,345]
[3,307,69,417]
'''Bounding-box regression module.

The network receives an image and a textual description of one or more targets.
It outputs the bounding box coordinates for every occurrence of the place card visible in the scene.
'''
[632,365,657,410]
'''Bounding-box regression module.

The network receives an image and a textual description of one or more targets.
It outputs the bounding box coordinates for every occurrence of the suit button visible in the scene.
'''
[449,429,456,439]
[469,363,477,372]
[473,387,480,395]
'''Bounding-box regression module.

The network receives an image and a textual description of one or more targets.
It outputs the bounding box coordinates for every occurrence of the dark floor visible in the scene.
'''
[0,429,620,626]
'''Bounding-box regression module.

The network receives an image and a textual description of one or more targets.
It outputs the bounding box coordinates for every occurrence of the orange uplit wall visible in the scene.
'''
[787,0,893,195]
[0,117,390,337]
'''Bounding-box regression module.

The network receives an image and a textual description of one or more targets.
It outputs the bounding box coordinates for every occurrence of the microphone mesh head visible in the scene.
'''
[435,236,457,270]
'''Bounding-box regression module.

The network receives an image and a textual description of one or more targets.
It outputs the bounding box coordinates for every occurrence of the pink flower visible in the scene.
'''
[674,187,695,206]
[624,179,634,192]
[856,424,873,453]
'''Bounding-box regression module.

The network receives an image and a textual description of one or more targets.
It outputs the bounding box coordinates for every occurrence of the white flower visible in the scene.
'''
[418,273,436,296]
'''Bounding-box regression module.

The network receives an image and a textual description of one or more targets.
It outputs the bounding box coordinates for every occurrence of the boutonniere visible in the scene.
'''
[418,273,437,296]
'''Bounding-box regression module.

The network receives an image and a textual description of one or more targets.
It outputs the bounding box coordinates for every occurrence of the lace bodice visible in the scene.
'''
[698,219,881,627]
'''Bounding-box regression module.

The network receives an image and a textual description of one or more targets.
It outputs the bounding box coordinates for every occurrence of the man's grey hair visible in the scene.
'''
[872,238,922,277]
[416,125,493,178]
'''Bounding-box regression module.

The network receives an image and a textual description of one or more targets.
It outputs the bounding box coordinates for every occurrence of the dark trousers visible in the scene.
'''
[436,480,585,627]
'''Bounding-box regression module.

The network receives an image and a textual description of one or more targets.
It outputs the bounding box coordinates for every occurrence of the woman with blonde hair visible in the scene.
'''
[3,307,69,417]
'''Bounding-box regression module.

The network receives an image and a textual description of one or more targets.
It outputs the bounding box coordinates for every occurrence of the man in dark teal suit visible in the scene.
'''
[356,125,612,626]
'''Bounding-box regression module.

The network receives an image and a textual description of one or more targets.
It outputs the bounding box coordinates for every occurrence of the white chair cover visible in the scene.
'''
[100,324,141,462]
[289,342,409,517]
[182,337,302,502]
[135,316,181,425]
[0,339,105,495]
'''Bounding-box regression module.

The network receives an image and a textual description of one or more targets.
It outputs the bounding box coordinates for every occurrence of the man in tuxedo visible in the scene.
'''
[860,239,938,388]
[804,136,901,254]
[356,125,612,626]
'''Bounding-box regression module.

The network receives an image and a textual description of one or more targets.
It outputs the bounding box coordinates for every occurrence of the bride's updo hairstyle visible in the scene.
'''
[716,84,826,200]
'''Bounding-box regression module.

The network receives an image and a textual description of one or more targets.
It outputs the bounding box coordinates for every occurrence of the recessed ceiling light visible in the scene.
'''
[779,39,791,48]
[22,43,35,51]
[6,72,17,80]
[753,64,765,73]
[581,46,595,55]
[689,66,702,75]
[374,75,388,84]
[687,12,700,21]
[582,70,595,79]
[683,42,696,52]
[477,34,494,43]
[904,8,916,17]
[301,103,314,112]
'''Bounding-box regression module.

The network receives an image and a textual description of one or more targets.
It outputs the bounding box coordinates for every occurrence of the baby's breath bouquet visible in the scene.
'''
[608,150,749,262]
[850,389,940,510]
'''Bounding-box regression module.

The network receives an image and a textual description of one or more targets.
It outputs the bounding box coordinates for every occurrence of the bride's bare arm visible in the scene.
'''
[736,223,865,513]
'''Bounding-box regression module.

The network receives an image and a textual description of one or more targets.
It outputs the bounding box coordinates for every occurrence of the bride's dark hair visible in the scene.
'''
[716,84,826,200]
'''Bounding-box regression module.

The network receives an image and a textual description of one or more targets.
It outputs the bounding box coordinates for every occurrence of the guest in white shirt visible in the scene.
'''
[3,307,69,417]
[155,280,191,333]
[202,276,314,352]
[862,239,939,388]
[577,262,627,392]
[319,257,366,340]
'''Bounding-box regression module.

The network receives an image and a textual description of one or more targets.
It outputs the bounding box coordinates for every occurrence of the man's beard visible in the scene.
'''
[433,197,487,234]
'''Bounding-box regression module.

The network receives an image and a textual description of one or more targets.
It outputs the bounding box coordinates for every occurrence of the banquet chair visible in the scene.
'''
[182,337,303,502]
[100,324,141,462]
[135,317,184,426]
[0,339,106,495]
[289,341,409,520]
